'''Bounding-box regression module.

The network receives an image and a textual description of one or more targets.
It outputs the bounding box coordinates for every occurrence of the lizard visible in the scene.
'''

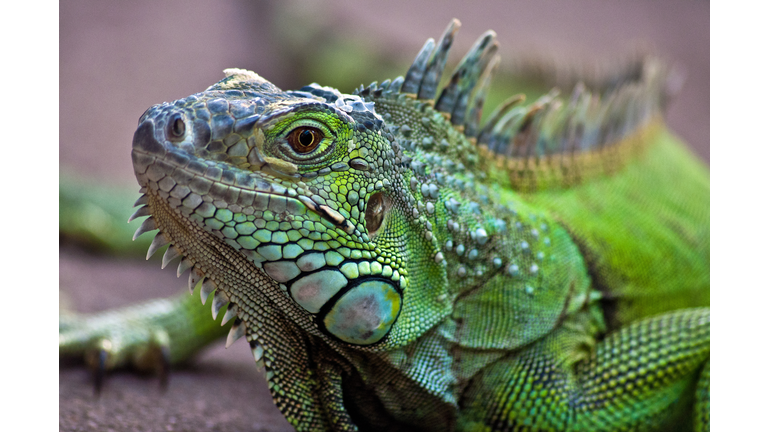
[59,19,709,431]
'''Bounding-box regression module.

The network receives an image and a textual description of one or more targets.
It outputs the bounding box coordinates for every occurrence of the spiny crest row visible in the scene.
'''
[354,19,669,160]
[130,196,266,366]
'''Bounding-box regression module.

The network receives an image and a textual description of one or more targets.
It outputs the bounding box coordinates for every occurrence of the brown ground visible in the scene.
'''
[59,1,708,430]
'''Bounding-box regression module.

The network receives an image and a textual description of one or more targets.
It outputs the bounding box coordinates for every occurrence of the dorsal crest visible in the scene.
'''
[355,19,671,191]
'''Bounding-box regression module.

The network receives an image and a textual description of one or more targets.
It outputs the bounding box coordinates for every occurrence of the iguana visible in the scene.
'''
[59,19,709,431]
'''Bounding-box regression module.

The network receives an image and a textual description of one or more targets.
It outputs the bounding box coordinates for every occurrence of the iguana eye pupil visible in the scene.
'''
[287,127,322,153]
[299,130,314,146]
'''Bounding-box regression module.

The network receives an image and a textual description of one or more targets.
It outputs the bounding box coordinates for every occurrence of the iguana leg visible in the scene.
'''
[59,284,228,391]
[459,308,709,431]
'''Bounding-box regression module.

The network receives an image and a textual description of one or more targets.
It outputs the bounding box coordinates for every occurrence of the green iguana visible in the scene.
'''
[59,19,709,431]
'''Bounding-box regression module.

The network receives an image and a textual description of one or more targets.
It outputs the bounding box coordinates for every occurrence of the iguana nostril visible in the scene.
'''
[167,114,186,140]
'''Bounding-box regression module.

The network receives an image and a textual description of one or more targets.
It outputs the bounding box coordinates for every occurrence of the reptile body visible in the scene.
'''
[60,20,709,431]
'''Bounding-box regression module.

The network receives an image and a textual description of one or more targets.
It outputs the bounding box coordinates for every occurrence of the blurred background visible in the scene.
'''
[59,1,708,430]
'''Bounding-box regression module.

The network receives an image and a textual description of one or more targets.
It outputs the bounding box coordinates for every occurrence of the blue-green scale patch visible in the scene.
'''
[263,261,301,283]
[235,222,256,235]
[291,270,349,313]
[323,280,402,345]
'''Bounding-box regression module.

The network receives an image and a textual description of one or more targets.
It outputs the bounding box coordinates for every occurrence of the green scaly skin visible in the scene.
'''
[60,20,709,431]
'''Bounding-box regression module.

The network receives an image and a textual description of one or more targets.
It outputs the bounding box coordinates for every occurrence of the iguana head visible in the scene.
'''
[132,64,447,348]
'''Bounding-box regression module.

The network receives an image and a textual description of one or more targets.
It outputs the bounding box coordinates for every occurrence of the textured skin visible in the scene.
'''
[60,20,709,431]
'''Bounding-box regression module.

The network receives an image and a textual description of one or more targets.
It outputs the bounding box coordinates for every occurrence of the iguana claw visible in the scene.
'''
[158,345,170,392]
[73,327,172,395]
[92,347,108,396]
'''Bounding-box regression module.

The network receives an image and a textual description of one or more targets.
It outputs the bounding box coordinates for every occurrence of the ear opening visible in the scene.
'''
[364,192,391,238]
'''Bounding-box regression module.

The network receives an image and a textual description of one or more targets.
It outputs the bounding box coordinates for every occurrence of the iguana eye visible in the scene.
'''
[287,126,322,153]
[270,117,340,167]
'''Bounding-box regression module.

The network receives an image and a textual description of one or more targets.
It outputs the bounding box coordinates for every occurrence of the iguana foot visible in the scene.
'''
[59,280,230,393]
[60,308,173,394]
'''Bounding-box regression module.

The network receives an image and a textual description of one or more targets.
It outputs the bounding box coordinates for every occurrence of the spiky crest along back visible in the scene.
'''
[352,19,671,192]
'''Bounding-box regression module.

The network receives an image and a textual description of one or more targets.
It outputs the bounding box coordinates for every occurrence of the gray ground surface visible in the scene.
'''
[59,249,294,432]
[60,1,708,430]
